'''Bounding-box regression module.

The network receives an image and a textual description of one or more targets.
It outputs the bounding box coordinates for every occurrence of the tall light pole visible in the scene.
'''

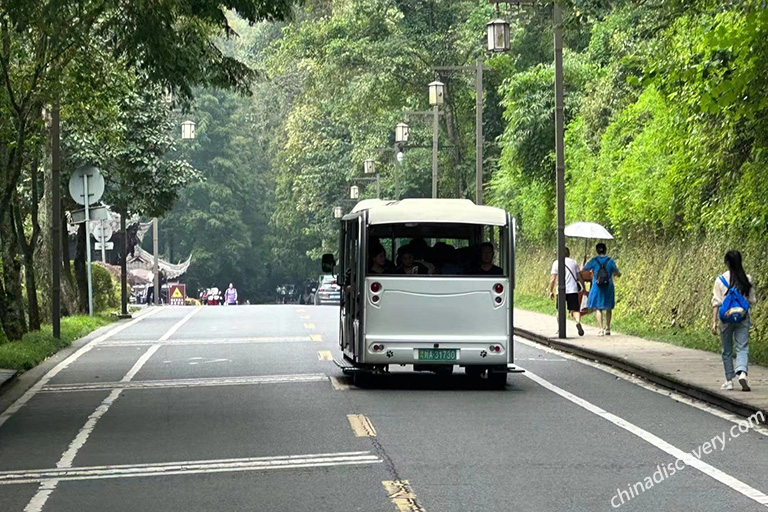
[553,3,567,339]
[433,62,491,205]
[488,1,567,338]
[428,80,444,198]
[51,101,61,337]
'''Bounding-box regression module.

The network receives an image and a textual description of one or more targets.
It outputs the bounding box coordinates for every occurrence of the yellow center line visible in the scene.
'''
[304,323,316,330]
[310,334,323,343]
[317,350,333,361]
[296,308,306,313]
[382,480,426,512]
[301,315,310,320]
[347,414,377,437]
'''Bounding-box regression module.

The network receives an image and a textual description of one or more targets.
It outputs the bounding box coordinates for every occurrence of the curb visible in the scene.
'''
[0,369,18,392]
[515,327,768,423]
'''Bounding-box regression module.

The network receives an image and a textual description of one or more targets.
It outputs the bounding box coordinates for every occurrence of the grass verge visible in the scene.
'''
[0,314,116,372]
[513,292,758,363]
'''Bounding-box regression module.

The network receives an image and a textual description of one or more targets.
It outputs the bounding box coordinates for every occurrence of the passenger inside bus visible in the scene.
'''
[395,245,430,275]
[466,242,503,276]
[369,241,395,274]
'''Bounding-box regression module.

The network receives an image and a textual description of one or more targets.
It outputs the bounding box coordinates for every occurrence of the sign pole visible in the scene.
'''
[99,219,107,262]
[153,217,159,306]
[83,173,94,316]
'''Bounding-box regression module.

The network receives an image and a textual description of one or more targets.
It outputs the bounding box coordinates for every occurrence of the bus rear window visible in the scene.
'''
[367,223,507,277]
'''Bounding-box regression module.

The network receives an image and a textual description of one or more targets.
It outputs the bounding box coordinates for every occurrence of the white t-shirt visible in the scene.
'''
[551,257,581,294]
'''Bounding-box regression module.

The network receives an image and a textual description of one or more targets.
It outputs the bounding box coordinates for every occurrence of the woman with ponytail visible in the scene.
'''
[712,250,757,391]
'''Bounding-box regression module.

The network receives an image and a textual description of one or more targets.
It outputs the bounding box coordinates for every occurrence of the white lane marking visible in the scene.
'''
[515,357,566,361]
[40,374,330,393]
[522,368,768,507]
[330,376,351,390]
[24,310,196,512]
[0,451,381,485]
[97,336,311,347]
[515,336,768,437]
[121,345,161,382]
[0,308,162,429]
[55,389,123,469]
[158,307,201,341]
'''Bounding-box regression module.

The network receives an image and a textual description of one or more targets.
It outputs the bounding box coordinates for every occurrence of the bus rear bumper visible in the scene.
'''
[360,340,513,366]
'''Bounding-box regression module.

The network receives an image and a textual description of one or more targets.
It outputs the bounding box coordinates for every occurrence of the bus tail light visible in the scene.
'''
[494,283,504,294]
[495,296,502,304]
[371,282,381,293]
[372,344,385,352]
[489,345,502,353]
[372,295,380,303]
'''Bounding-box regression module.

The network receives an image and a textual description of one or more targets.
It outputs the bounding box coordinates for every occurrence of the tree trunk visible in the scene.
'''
[60,204,77,316]
[14,204,40,331]
[0,203,28,340]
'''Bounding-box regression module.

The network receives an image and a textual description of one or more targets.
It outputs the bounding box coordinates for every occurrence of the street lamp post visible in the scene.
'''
[181,120,196,140]
[363,159,381,198]
[428,80,444,199]
[488,0,567,339]
[432,62,490,205]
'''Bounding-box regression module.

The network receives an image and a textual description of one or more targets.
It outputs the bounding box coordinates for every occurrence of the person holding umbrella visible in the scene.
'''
[583,243,621,335]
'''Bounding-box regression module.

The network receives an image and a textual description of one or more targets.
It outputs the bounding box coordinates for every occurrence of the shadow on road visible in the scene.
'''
[333,373,526,392]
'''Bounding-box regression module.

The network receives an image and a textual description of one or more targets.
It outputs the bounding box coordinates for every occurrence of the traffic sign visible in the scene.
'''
[71,206,109,224]
[92,222,113,242]
[68,166,105,206]
[94,242,114,250]
[169,284,186,306]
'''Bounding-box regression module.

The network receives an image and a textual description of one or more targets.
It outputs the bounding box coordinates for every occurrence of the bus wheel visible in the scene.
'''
[465,366,484,379]
[353,371,373,388]
[487,371,507,389]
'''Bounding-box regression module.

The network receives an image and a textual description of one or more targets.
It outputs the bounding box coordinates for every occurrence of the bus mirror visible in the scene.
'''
[321,254,336,273]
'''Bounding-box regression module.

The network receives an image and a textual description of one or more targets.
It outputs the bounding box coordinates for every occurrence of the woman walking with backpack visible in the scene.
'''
[584,243,621,336]
[712,250,757,391]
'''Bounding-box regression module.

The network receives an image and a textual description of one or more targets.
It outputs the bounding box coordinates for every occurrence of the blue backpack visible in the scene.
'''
[718,275,750,323]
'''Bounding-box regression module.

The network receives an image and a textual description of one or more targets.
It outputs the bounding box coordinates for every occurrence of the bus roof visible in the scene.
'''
[349,198,507,226]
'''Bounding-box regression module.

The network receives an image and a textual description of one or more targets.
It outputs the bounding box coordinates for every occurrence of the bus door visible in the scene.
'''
[340,215,364,359]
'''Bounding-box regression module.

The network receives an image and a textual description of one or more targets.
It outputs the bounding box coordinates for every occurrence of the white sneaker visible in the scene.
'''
[737,372,751,392]
[721,380,734,390]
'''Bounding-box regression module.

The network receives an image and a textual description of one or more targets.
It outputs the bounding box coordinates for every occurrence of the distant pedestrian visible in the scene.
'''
[224,283,238,305]
[583,243,621,335]
[712,250,757,391]
[549,247,587,336]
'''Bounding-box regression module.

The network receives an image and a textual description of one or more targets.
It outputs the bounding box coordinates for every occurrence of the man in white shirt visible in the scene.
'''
[549,247,586,336]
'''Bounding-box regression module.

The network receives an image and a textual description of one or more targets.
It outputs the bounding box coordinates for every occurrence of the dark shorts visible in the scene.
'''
[566,293,580,312]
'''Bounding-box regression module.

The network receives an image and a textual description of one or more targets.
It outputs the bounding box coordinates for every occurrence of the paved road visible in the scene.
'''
[1,305,768,511]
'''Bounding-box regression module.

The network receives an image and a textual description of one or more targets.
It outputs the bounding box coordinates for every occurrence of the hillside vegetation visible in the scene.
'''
[158,0,766,356]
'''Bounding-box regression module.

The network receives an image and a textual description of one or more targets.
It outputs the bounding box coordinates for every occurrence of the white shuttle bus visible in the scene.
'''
[322,198,522,387]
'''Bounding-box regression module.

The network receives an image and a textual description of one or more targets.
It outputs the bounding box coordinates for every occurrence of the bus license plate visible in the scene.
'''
[418,349,457,361]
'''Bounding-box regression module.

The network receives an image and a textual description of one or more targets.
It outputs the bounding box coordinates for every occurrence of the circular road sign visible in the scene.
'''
[68,166,105,206]
[91,222,113,242]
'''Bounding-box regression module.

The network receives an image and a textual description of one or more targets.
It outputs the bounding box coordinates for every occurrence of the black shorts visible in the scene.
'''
[565,293,580,312]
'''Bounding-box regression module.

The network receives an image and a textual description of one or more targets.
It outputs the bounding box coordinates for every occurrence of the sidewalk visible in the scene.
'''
[514,309,768,421]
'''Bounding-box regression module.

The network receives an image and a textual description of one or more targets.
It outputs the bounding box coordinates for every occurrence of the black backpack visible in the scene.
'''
[596,258,611,288]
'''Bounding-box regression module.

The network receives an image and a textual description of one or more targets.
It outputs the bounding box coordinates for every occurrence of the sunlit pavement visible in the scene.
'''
[1,305,767,511]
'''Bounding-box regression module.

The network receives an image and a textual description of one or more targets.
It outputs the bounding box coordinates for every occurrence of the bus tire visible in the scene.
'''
[353,371,373,388]
[488,371,507,389]
[465,366,484,379]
